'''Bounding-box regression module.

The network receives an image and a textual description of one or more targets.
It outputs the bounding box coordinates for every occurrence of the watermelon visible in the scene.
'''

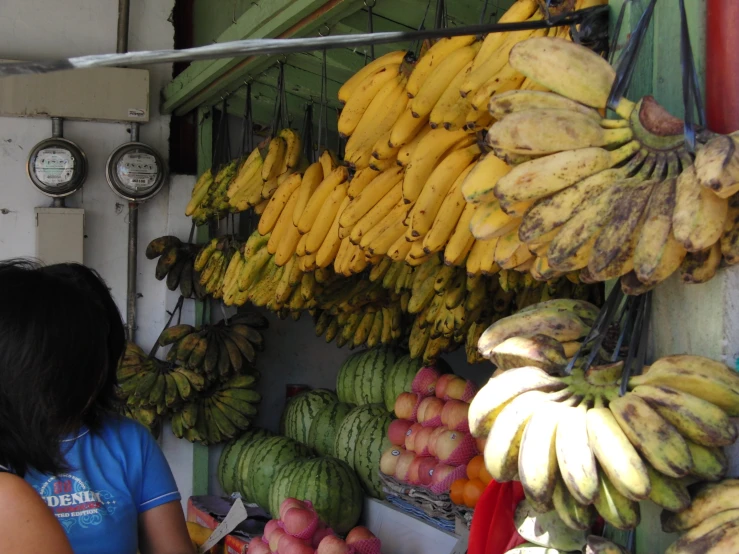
[307,402,352,457]
[288,457,363,534]
[236,436,274,500]
[334,404,388,469]
[282,389,338,445]
[354,413,393,498]
[218,428,272,495]
[245,436,312,510]
[336,352,363,404]
[353,346,399,406]
[383,354,425,411]
[268,459,306,518]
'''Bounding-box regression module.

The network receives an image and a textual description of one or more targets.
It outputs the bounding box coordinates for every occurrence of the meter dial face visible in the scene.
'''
[26,138,87,197]
[105,142,167,201]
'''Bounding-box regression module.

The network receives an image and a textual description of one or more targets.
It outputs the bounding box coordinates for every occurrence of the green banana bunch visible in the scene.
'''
[146,235,206,299]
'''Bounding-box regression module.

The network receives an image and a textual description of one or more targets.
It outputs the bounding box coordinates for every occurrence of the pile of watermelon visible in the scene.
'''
[217,429,362,534]
[380,367,483,496]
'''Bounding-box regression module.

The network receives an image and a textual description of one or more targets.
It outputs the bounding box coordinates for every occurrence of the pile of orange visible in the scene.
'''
[450,455,492,509]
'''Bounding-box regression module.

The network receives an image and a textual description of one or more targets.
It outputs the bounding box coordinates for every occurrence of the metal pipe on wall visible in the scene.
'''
[706,0,739,134]
[117,0,131,54]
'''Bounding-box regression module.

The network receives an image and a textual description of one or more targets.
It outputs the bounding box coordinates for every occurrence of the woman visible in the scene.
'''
[0,260,193,554]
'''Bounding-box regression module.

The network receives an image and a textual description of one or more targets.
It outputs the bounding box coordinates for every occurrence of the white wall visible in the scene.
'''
[0,0,201,502]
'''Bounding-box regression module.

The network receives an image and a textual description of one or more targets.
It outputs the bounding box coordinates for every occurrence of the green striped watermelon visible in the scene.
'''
[246,436,312,510]
[383,354,425,411]
[336,352,363,404]
[334,404,388,469]
[267,459,305,518]
[353,347,398,406]
[218,428,272,495]
[307,402,352,457]
[236,436,274,500]
[288,457,363,534]
[282,389,338,445]
[354,413,392,498]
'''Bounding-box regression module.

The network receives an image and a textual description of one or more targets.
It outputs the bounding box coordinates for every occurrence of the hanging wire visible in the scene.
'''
[410,0,435,59]
[364,0,376,64]
[240,81,254,155]
[270,61,286,136]
[280,60,290,129]
[678,0,705,152]
[335,107,344,160]
[316,46,329,155]
[434,0,446,30]
[148,295,185,359]
[478,0,491,25]
[302,101,315,163]
[608,0,631,65]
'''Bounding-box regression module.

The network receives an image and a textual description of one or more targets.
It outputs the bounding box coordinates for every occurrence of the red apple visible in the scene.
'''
[279,533,314,554]
[263,519,281,541]
[395,392,420,420]
[346,526,376,543]
[414,426,433,455]
[404,423,423,452]
[387,419,413,446]
[380,446,404,475]
[418,397,445,425]
[408,455,436,484]
[441,400,469,430]
[430,463,457,492]
[412,366,442,396]
[435,373,457,399]
[283,507,317,537]
[269,528,286,552]
[436,430,465,463]
[280,498,306,520]
[428,427,446,457]
[317,535,351,554]
[394,449,416,481]
[247,539,271,554]
[443,377,469,400]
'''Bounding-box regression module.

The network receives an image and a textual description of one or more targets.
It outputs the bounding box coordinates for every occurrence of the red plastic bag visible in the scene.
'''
[468,480,526,554]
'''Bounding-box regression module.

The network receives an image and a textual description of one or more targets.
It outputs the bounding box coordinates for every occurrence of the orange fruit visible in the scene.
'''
[450,478,468,505]
[467,455,484,480]
[478,465,493,486]
[463,478,485,508]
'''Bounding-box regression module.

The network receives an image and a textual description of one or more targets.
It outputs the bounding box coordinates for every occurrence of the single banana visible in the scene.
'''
[340,165,404,230]
[462,152,512,204]
[261,136,287,182]
[681,242,722,284]
[278,128,302,169]
[292,162,324,226]
[556,403,599,505]
[694,133,739,198]
[406,35,476,98]
[661,479,739,533]
[469,63,526,112]
[673,164,729,252]
[552,478,596,531]
[429,60,474,129]
[592,470,641,530]
[404,128,470,203]
[338,64,401,137]
[396,124,433,167]
[665,509,739,554]
[258,172,302,235]
[337,50,406,103]
[646,464,691,513]
[423,164,475,254]
[488,89,601,121]
[471,200,521,240]
[297,166,349,234]
[687,440,728,481]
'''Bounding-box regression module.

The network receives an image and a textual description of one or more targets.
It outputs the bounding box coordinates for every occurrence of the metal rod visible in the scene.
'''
[117,0,131,54]
[126,202,138,341]
[0,7,606,77]
[51,117,63,138]
[130,122,140,142]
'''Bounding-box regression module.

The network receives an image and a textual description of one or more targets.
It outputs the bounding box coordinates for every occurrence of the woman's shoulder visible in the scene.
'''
[97,414,158,443]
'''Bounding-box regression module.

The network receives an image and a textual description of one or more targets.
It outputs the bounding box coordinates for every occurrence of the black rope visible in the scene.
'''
[478,0,491,25]
[608,0,630,65]
[365,1,376,64]
[240,82,252,155]
[317,49,329,154]
[149,295,185,359]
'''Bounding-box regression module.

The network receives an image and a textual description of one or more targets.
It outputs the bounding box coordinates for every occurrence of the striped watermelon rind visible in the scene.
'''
[267,459,306,518]
[307,402,352,457]
[218,428,271,495]
[336,352,363,405]
[354,413,392,498]
[383,354,425,411]
[283,389,338,445]
[288,457,363,534]
[246,436,312,510]
[236,435,275,500]
[334,404,389,469]
[353,347,398,406]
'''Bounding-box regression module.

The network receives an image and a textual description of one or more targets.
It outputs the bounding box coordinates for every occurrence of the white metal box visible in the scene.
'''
[35,207,84,264]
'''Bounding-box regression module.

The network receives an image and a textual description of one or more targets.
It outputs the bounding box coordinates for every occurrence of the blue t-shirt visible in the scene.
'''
[24,416,181,554]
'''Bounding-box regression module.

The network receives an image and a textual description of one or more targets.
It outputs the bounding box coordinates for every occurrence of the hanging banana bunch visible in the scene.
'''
[146,236,207,299]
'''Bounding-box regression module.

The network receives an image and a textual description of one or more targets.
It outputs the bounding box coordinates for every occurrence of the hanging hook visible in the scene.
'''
[318,25,331,37]
[364,0,376,63]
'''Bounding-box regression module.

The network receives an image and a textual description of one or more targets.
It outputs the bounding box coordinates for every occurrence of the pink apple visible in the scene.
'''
[317,535,351,554]
[394,392,420,419]
[280,498,307,520]
[436,430,469,464]
[283,507,317,537]
[380,446,404,475]
[428,427,446,457]
[418,397,445,424]
[418,457,437,486]
[263,519,281,541]
[394,449,416,481]
[247,539,271,554]
[443,377,469,401]
[269,528,286,552]
[346,526,376,543]
[388,419,413,446]
[404,423,423,452]
[435,373,457,399]
[312,526,333,548]
[430,463,457,492]
[441,400,469,430]
[412,367,442,396]
[279,533,314,554]
[414,426,433,455]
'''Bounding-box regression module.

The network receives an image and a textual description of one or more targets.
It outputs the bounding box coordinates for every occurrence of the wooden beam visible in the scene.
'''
[162,0,365,116]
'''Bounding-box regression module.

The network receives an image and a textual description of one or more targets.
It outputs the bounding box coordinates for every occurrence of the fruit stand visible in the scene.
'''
[1,0,737,552]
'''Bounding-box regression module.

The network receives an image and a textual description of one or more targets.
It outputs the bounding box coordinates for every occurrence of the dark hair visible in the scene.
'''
[0,259,125,476]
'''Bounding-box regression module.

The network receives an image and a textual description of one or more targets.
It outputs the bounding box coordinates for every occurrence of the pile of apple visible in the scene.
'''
[380,369,485,495]
[247,498,382,554]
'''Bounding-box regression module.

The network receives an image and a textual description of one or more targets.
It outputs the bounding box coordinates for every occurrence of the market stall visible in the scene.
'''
[1,0,737,552]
